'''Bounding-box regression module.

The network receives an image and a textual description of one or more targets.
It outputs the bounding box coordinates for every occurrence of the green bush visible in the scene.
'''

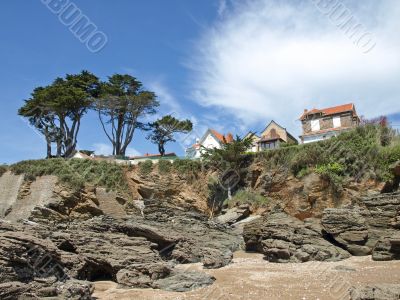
[296,167,311,179]
[10,159,129,192]
[158,159,172,174]
[224,189,269,208]
[139,160,154,175]
[0,165,8,177]
[256,125,398,183]
[172,159,202,174]
[315,162,344,176]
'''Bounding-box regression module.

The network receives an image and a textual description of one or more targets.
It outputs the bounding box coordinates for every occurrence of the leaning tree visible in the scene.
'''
[18,87,61,158]
[18,71,100,158]
[94,74,159,156]
[147,115,193,156]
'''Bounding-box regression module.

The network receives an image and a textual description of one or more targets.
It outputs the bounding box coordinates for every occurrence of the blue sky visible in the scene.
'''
[1,0,399,164]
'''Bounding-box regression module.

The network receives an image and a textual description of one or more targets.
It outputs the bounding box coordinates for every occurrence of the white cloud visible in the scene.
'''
[188,0,400,136]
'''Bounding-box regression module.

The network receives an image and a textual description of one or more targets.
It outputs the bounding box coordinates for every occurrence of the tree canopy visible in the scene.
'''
[94,74,159,156]
[18,71,100,157]
[147,115,193,156]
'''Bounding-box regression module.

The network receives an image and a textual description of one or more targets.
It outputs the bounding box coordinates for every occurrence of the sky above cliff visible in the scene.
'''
[0,0,399,164]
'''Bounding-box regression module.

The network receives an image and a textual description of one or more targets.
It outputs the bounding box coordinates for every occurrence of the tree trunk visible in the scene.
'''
[158,143,165,156]
[46,140,52,159]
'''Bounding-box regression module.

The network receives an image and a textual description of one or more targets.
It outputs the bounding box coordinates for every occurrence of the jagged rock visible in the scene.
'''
[153,270,216,292]
[54,280,94,300]
[322,208,371,256]
[350,284,400,300]
[243,212,351,262]
[372,235,400,261]
[202,248,233,269]
[321,192,400,261]
[116,263,171,288]
[0,198,240,294]
[215,205,250,225]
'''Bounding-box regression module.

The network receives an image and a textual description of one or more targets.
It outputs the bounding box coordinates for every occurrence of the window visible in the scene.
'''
[311,119,320,132]
[333,117,341,128]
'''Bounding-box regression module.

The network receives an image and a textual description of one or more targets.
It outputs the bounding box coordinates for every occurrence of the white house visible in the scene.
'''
[186,129,233,159]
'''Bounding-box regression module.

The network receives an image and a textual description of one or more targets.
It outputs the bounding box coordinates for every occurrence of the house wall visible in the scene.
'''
[302,112,357,134]
[261,123,288,142]
[202,134,221,149]
[245,135,260,152]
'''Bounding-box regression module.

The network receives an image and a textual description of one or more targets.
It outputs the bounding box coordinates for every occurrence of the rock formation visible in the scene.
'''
[0,186,241,299]
[321,192,400,261]
[243,211,351,263]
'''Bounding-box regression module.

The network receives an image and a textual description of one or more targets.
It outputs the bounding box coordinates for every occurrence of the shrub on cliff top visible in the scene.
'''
[139,160,154,175]
[10,158,128,192]
[257,125,398,182]
[158,159,172,174]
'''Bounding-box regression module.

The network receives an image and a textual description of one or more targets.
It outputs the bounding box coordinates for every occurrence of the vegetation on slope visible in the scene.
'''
[0,165,8,177]
[10,158,129,192]
[223,189,269,209]
[254,124,400,188]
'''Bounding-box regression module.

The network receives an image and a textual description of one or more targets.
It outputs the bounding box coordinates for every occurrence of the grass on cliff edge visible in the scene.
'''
[255,124,400,183]
[10,158,129,192]
[0,165,8,177]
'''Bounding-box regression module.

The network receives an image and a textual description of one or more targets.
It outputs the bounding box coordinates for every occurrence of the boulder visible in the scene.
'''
[243,212,351,263]
[215,204,250,225]
[153,270,215,292]
[321,208,371,256]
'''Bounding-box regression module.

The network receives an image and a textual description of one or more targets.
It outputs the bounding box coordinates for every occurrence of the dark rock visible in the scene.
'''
[215,205,250,225]
[154,270,216,292]
[0,198,240,294]
[243,212,351,262]
[321,192,400,261]
[350,284,400,300]
[321,208,371,256]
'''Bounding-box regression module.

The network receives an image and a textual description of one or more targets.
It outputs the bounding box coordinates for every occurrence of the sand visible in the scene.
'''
[93,251,400,300]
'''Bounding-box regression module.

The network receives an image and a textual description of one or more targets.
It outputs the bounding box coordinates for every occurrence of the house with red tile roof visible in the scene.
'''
[186,128,234,158]
[299,103,360,144]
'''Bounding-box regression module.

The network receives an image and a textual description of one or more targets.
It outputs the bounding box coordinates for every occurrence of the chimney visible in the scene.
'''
[304,109,308,113]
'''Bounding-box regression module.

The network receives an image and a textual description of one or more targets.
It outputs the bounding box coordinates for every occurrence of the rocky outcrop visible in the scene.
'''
[215,204,250,225]
[350,284,400,300]
[0,196,241,298]
[321,192,400,261]
[321,208,371,256]
[243,212,351,263]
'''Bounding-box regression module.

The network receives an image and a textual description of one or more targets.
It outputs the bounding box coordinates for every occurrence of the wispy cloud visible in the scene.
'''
[188,0,400,135]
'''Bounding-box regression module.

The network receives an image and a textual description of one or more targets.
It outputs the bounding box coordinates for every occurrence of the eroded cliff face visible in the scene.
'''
[0,160,397,299]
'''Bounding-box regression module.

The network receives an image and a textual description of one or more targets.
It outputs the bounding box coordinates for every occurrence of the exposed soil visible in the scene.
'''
[93,251,400,300]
